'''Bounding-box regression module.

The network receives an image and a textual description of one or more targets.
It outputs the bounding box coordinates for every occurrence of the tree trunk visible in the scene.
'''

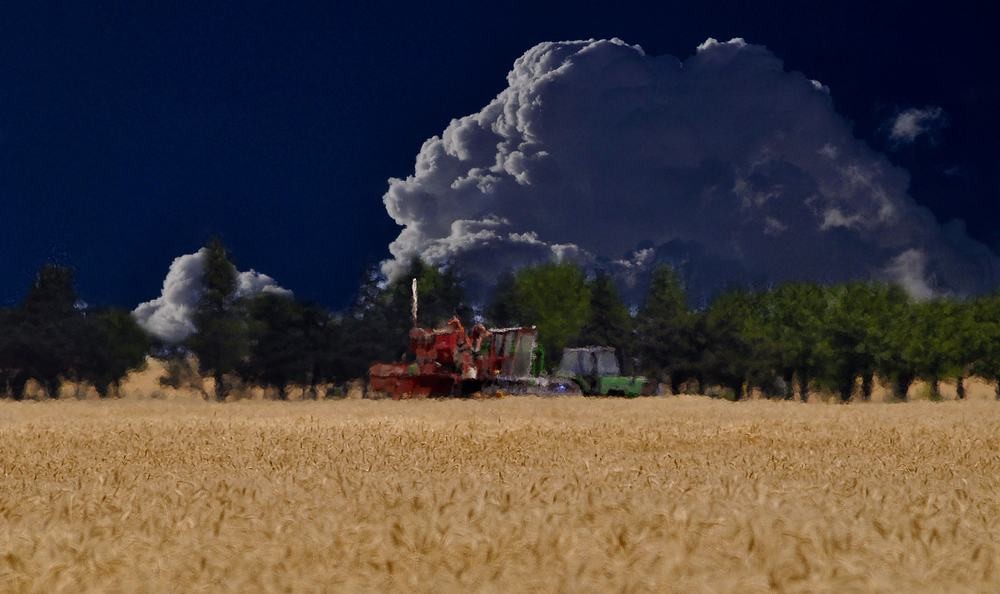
[995,381,1000,401]
[928,375,941,400]
[45,378,61,399]
[669,374,683,396]
[11,375,26,401]
[798,373,809,403]
[894,374,912,401]
[730,380,743,401]
[861,374,874,401]
[782,369,795,400]
[838,377,853,403]
[214,371,226,402]
[956,376,966,400]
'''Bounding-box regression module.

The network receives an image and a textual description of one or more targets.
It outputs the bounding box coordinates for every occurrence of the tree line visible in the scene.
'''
[486,263,1000,401]
[2,239,1000,401]
[0,265,150,399]
[0,241,472,401]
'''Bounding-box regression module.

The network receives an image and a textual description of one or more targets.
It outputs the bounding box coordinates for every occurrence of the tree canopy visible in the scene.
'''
[504,263,591,363]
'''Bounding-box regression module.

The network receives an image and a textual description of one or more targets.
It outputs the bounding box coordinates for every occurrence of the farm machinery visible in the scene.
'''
[367,279,541,399]
[367,279,648,398]
[555,346,648,396]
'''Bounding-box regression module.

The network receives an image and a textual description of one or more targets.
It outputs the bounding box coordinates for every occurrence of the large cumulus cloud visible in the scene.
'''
[382,37,998,302]
[133,249,290,343]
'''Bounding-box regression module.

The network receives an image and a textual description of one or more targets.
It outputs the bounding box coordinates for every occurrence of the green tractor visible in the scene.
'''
[556,346,647,396]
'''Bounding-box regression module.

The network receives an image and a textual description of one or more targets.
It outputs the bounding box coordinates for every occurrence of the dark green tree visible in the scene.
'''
[971,293,1000,399]
[16,265,81,398]
[336,267,400,379]
[575,271,633,371]
[818,283,904,402]
[187,239,248,401]
[77,309,152,397]
[0,307,24,398]
[24,264,78,319]
[879,293,921,400]
[240,293,311,399]
[699,289,759,400]
[485,269,521,327]
[0,264,150,400]
[384,258,471,328]
[299,303,342,398]
[337,259,471,379]
[511,263,591,363]
[900,299,969,400]
[749,283,828,401]
[635,265,696,393]
[936,299,976,400]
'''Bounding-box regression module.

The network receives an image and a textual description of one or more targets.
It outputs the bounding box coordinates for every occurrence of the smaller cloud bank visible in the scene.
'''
[890,106,946,144]
[133,248,290,343]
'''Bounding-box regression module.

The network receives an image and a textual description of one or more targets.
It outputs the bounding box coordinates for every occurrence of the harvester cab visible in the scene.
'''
[556,346,647,396]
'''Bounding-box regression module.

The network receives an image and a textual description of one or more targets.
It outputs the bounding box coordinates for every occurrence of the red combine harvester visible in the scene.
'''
[367,279,538,398]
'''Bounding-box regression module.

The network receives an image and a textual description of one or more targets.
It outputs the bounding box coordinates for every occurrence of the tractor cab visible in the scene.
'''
[557,346,646,396]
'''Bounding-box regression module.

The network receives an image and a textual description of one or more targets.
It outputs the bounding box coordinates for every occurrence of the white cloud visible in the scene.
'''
[885,249,937,300]
[133,248,290,343]
[763,217,787,236]
[889,106,946,144]
[381,38,997,302]
[818,143,839,159]
[697,37,748,53]
[810,79,830,94]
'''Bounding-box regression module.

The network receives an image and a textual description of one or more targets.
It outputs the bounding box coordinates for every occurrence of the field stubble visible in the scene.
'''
[1,396,999,592]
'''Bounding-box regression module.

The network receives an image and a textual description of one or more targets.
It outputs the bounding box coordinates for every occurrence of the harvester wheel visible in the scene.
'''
[460,379,483,397]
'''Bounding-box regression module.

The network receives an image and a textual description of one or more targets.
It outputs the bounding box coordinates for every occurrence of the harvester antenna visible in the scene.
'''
[411,277,418,328]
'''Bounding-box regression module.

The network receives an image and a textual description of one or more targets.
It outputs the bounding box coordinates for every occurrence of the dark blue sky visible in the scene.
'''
[2,1,997,308]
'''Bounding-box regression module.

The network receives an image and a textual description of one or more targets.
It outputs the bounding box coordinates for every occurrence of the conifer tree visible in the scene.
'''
[635,265,694,392]
[188,239,248,401]
[576,271,633,371]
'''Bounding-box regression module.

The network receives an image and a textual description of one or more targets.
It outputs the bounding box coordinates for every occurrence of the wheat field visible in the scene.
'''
[1,395,999,593]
